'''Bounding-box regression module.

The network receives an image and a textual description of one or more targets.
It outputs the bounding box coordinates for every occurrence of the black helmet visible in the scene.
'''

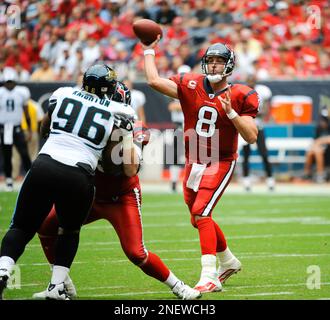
[201,43,235,81]
[82,64,118,98]
[111,81,131,105]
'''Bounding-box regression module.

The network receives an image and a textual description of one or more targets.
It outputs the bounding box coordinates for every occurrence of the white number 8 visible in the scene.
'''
[195,106,218,137]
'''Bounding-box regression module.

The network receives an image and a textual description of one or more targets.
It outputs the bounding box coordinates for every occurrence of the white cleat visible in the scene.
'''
[64,277,77,298]
[172,281,202,300]
[33,277,77,299]
[194,275,222,293]
[218,258,242,284]
[45,282,70,300]
[32,290,47,300]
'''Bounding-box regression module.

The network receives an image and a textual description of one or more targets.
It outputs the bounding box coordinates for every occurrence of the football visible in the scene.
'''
[132,19,163,45]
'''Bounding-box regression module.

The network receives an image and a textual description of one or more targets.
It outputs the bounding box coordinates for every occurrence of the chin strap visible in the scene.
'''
[207,74,223,83]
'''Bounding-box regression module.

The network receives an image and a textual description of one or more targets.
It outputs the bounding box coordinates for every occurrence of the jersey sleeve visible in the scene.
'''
[241,90,260,118]
[48,93,58,115]
[169,73,190,87]
[47,87,67,115]
[18,86,31,105]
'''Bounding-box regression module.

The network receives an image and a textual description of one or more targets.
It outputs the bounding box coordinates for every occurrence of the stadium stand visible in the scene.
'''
[0,0,329,183]
[0,0,329,82]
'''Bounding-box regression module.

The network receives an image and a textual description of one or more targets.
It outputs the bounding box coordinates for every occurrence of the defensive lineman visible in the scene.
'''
[0,64,135,300]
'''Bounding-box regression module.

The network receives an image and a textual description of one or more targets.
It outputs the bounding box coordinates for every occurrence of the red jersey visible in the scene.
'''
[94,122,150,201]
[94,169,139,200]
[170,73,259,163]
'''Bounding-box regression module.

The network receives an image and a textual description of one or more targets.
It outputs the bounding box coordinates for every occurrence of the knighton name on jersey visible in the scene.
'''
[39,86,135,171]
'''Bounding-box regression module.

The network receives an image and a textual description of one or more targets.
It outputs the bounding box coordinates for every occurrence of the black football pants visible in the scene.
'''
[0,154,95,268]
[242,128,273,178]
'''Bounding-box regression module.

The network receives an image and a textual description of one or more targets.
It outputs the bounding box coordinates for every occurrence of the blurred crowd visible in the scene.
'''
[0,0,329,83]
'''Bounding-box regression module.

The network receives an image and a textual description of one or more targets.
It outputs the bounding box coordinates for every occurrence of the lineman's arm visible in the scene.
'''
[102,115,139,177]
[40,112,51,139]
[102,135,140,177]
[142,36,178,99]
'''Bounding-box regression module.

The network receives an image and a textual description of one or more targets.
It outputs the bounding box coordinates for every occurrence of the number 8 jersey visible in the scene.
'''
[39,87,135,170]
[170,73,259,164]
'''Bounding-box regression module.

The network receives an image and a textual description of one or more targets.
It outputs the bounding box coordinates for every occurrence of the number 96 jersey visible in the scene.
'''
[170,73,259,163]
[39,87,135,170]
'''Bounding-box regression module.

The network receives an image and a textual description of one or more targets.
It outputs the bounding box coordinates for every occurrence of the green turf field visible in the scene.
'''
[0,191,329,300]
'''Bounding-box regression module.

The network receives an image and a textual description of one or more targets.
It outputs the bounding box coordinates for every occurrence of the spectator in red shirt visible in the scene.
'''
[4,42,31,72]
[165,16,189,49]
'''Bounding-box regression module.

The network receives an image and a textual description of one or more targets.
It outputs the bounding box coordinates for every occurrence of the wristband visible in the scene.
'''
[122,133,134,151]
[144,49,155,56]
[226,109,238,120]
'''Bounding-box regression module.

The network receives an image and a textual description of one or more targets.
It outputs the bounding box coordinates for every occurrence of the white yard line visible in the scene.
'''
[17,253,330,268]
[24,232,330,249]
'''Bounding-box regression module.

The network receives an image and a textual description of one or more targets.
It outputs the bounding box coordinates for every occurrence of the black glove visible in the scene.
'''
[113,114,134,136]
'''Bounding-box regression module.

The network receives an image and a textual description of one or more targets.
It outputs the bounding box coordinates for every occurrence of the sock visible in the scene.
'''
[266,177,275,189]
[54,233,79,268]
[164,271,181,289]
[51,265,70,284]
[217,247,235,265]
[139,251,170,283]
[200,254,217,278]
[243,176,251,190]
[213,221,227,252]
[38,235,56,265]
[0,256,15,273]
[196,218,217,255]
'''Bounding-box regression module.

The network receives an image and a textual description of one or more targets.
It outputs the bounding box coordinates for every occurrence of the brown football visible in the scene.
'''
[132,19,163,45]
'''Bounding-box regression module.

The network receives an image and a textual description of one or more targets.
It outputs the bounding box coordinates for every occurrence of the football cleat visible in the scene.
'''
[172,281,202,300]
[0,268,10,300]
[32,289,47,300]
[64,276,77,298]
[45,282,70,300]
[218,258,242,284]
[194,276,222,293]
[33,277,77,300]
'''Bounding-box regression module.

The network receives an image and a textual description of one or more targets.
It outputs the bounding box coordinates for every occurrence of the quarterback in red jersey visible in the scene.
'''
[143,39,259,293]
[32,82,201,300]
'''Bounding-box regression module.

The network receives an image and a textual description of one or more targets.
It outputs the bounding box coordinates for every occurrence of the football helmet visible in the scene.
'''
[82,64,118,98]
[201,43,235,83]
[111,81,131,105]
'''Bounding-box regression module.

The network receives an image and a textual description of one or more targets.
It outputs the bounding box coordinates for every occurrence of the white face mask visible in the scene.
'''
[207,74,223,83]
